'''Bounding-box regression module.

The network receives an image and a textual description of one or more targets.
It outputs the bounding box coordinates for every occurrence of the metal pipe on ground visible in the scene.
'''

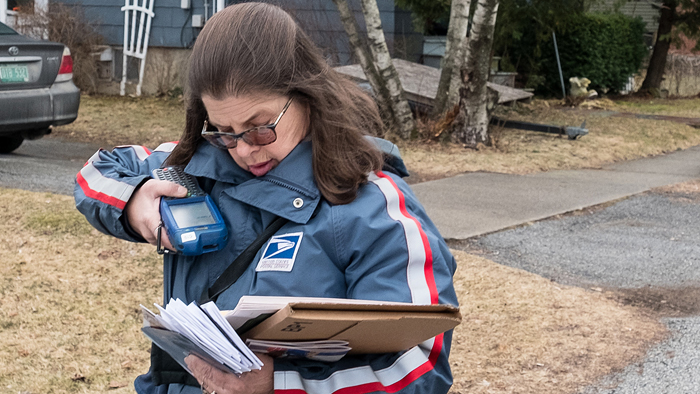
[490,116,588,140]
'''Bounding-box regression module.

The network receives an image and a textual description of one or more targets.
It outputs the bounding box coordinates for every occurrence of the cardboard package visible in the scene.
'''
[241,302,461,354]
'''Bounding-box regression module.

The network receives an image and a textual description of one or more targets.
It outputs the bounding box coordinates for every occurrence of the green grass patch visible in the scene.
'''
[613,98,700,117]
[25,209,94,237]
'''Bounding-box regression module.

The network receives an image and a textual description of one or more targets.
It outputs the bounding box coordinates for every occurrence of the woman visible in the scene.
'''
[75,3,458,394]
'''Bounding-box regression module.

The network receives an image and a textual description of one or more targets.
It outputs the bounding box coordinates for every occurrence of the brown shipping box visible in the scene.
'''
[241,302,461,354]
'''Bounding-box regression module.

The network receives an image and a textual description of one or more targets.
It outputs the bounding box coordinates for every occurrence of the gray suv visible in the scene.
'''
[0,21,80,153]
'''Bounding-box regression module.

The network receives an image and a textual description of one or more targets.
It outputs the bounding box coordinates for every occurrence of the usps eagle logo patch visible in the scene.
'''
[256,232,303,272]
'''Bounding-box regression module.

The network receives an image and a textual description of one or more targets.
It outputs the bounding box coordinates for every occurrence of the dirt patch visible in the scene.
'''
[606,286,700,317]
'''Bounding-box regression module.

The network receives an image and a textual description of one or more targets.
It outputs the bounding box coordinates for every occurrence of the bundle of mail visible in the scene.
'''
[141,299,263,374]
[141,298,353,375]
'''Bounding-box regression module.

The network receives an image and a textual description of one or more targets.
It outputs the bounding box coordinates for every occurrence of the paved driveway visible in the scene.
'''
[0,137,99,195]
[449,187,700,393]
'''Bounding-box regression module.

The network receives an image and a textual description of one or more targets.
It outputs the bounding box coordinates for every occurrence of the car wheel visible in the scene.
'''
[0,136,24,154]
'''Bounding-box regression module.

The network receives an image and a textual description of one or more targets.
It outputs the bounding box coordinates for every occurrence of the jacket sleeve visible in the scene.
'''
[272,170,458,394]
[74,142,177,241]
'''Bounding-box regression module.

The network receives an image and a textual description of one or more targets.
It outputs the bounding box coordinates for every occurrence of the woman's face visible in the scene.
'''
[201,93,309,177]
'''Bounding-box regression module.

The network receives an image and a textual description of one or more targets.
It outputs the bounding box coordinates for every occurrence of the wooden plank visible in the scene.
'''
[334,58,533,106]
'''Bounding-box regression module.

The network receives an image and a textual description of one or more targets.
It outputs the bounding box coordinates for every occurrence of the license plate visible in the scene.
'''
[0,64,29,83]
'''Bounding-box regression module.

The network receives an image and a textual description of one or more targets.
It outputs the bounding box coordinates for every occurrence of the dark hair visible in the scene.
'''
[166,2,384,205]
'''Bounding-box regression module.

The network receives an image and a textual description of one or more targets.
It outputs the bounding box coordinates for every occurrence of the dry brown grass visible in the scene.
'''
[654,179,700,195]
[0,188,668,394]
[401,98,700,182]
[652,179,700,204]
[0,189,160,393]
[449,250,666,394]
[52,95,185,149]
[612,97,700,118]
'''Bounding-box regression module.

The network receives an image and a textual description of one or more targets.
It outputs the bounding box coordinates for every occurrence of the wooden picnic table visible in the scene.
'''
[334,58,533,108]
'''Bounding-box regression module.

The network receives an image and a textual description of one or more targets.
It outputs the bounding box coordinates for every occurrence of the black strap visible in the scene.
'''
[200,216,289,304]
[151,215,288,387]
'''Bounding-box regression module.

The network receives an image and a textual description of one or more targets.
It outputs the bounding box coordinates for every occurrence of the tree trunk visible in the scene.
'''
[433,0,472,117]
[331,0,394,125]
[359,0,416,139]
[451,0,499,147]
[640,0,677,92]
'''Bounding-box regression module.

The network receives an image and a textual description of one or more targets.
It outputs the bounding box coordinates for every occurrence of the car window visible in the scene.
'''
[0,22,19,35]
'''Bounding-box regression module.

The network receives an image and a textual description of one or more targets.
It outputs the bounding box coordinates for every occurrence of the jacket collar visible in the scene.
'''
[186,141,320,224]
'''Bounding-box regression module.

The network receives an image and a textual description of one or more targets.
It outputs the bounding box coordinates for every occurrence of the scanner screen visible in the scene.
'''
[170,202,216,228]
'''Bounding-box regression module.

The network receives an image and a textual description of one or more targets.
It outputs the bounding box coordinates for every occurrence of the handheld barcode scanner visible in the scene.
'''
[152,166,228,256]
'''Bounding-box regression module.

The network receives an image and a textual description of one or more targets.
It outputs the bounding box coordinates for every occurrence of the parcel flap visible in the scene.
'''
[329,312,461,354]
[242,306,359,341]
[242,306,461,354]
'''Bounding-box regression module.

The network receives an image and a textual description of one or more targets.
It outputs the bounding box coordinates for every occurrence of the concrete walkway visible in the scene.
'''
[411,145,700,240]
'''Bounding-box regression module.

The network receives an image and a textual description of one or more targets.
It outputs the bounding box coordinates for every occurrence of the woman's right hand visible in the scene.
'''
[124,179,189,250]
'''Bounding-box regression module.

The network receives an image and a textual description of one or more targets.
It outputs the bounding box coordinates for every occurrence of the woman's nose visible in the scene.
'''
[231,139,258,157]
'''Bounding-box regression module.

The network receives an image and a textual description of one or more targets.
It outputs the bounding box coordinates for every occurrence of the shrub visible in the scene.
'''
[536,13,647,96]
[393,0,451,34]
[15,3,104,93]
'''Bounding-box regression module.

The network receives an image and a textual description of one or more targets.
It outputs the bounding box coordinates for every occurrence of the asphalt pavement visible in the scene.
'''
[0,137,100,196]
[411,145,700,394]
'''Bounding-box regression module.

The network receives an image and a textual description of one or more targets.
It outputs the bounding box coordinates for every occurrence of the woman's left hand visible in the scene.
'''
[185,353,275,394]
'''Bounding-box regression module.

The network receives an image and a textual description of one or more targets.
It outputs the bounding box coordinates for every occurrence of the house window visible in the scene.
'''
[8,0,33,12]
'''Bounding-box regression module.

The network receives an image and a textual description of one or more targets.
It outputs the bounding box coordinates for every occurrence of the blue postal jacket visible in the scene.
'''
[74,139,458,394]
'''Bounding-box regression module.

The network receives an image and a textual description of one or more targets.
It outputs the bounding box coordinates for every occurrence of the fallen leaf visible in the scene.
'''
[109,381,127,389]
[71,373,86,382]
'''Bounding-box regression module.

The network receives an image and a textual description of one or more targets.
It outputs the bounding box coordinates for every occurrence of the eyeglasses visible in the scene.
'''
[201,97,293,150]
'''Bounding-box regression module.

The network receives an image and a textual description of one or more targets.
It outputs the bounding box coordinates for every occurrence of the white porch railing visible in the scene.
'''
[0,0,7,25]
[215,0,226,13]
[120,0,155,96]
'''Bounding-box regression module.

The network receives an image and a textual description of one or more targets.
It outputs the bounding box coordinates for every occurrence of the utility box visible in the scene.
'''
[192,14,204,28]
[93,46,114,80]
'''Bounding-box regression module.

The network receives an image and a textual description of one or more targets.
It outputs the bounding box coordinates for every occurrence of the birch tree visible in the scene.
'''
[331,0,394,125]
[451,0,499,147]
[359,0,417,139]
[432,0,472,116]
